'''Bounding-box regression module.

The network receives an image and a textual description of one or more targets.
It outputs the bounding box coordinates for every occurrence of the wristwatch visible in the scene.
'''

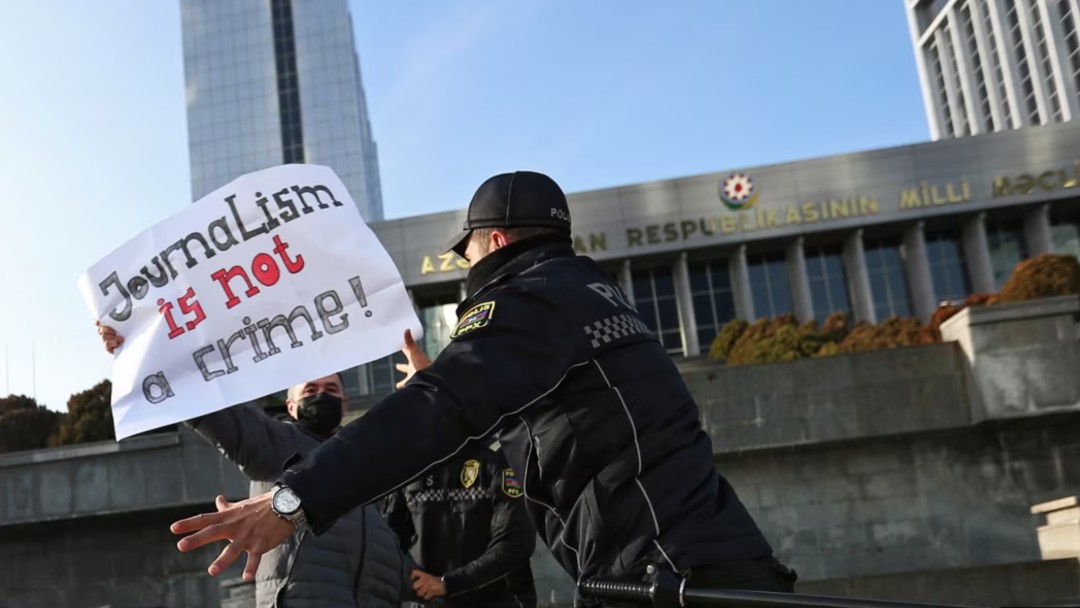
[270,483,308,530]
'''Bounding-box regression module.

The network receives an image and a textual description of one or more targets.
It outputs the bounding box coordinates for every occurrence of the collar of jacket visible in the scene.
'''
[461,233,575,305]
[287,418,337,442]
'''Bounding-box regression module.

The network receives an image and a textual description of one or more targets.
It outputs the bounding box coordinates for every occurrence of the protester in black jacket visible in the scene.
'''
[382,442,537,607]
[100,322,414,608]
[171,170,797,602]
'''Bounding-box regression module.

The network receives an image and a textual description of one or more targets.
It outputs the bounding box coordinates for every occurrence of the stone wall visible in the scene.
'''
[800,558,1080,606]
[686,342,976,450]
[720,414,1080,582]
[1,506,244,608]
[941,294,1080,419]
[0,428,248,608]
[0,430,248,527]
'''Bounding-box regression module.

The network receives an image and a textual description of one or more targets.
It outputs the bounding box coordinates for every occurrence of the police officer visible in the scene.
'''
[171,170,797,600]
[382,440,537,608]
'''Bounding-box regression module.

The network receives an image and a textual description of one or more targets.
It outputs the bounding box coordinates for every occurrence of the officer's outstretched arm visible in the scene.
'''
[280,288,579,534]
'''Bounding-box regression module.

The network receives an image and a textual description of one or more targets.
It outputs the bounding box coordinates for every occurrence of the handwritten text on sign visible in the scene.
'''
[77,164,422,439]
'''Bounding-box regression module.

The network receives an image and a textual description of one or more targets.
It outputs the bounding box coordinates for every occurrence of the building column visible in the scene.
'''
[906,1,944,139]
[730,245,755,321]
[407,288,422,322]
[903,222,937,322]
[962,212,996,293]
[619,259,635,307]
[843,229,876,324]
[356,366,371,396]
[1024,203,1053,256]
[673,253,700,357]
[786,237,814,323]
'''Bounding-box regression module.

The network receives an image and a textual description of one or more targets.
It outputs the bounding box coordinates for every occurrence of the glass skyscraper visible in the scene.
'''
[180,0,384,221]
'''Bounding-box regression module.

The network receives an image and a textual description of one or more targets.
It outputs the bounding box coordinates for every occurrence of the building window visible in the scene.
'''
[924,0,953,22]
[1029,0,1063,121]
[981,0,1014,127]
[926,228,972,304]
[415,292,460,359]
[747,252,792,319]
[805,245,850,322]
[360,352,406,398]
[942,18,971,136]
[1059,0,1080,94]
[341,366,361,397]
[927,41,955,136]
[689,259,736,350]
[633,267,683,354]
[961,2,995,131]
[986,218,1029,288]
[865,239,914,319]
[271,0,304,163]
[1051,211,1080,259]
[1006,0,1041,123]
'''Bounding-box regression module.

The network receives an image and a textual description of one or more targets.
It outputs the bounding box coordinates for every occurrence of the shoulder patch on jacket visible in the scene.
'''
[502,468,523,498]
[451,301,495,339]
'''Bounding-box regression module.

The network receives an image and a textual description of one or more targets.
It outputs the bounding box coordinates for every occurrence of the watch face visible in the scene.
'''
[273,487,302,514]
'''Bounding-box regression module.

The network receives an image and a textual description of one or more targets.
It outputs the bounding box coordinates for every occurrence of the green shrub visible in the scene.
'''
[727,315,799,365]
[835,316,934,355]
[708,319,747,361]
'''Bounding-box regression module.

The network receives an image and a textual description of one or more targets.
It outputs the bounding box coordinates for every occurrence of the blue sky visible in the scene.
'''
[0,1,928,412]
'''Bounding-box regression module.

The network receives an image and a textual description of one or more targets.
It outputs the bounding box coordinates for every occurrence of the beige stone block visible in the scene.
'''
[1037,522,1080,559]
[1031,495,1079,515]
[1046,506,1080,526]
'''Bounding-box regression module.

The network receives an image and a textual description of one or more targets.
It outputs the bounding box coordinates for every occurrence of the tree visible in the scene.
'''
[0,394,38,417]
[50,379,114,446]
[0,395,64,454]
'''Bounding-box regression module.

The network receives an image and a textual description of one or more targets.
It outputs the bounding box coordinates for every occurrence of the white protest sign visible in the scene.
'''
[77,164,423,439]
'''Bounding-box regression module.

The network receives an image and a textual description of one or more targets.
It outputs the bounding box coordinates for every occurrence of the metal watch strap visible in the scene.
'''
[273,484,309,530]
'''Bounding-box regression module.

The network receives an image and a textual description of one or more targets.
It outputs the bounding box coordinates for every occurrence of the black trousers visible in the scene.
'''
[686,556,798,593]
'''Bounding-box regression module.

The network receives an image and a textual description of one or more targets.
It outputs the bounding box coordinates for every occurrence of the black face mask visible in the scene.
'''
[295,393,343,438]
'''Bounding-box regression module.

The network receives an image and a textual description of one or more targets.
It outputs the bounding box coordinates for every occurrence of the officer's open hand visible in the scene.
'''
[411,569,447,600]
[96,321,124,354]
[170,492,294,582]
[395,329,432,389]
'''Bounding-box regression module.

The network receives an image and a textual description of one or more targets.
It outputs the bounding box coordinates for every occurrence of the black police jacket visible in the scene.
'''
[282,235,773,582]
[381,443,537,607]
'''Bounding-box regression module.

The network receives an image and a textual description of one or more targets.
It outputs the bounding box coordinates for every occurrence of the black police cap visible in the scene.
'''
[443,171,571,256]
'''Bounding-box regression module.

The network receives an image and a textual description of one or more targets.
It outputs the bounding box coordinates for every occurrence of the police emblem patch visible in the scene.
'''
[502,468,523,498]
[451,301,495,339]
[461,459,480,488]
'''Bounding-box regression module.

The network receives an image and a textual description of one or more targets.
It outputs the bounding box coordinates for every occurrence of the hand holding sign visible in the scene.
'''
[78,164,422,439]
